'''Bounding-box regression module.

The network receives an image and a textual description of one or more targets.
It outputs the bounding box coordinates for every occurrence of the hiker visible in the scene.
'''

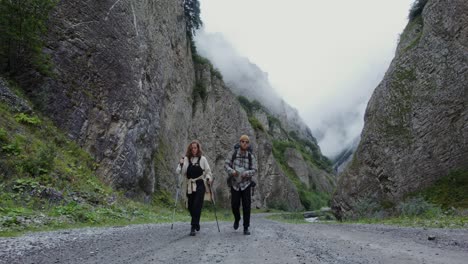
[176,140,212,236]
[224,135,257,235]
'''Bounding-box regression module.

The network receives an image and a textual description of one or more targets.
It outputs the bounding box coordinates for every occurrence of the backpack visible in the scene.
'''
[231,143,252,170]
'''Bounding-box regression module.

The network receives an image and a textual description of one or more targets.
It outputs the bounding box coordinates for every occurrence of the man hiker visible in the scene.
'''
[224,135,257,235]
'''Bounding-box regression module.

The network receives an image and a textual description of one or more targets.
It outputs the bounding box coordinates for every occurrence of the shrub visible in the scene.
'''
[397,197,442,217]
[0,128,8,144]
[267,200,289,211]
[20,144,56,177]
[192,53,210,65]
[248,117,264,132]
[354,197,381,219]
[153,189,173,207]
[419,170,468,209]
[12,178,41,193]
[1,140,21,156]
[211,67,223,80]
[15,113,41,126]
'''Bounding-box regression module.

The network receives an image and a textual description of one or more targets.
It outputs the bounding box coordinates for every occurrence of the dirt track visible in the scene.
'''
[1,214,467,264]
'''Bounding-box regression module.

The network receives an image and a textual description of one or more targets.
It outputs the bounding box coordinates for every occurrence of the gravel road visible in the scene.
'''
[1,214,467,264]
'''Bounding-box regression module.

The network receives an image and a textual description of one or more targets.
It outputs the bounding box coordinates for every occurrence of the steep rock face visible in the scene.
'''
[332,0,468,219]
[332,136,359,174]
[18,0,194,197]
[158,62,303,210]
[14,0,324,210]
[285,148,335,194]
[0,78,32,113]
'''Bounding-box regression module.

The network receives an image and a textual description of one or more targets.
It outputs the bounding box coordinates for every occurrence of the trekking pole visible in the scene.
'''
[207,180,220,232]
[171,172,181,230]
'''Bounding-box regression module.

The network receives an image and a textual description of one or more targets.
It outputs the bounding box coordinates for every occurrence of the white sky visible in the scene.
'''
[199,0,414,157]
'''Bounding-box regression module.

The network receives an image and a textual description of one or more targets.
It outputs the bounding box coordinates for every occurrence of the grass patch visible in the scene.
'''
[347,170,468,229]
[0,95,215,237]
[267,212,308,224]
[418,170,468,209]
[352,215,467,229]
[14,113,41,126]
[248,116,264,132]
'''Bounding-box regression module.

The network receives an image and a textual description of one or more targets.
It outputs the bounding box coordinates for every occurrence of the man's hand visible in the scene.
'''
[232,170,238,177]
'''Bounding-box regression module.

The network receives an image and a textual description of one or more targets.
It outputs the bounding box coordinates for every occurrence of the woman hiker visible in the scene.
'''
[176,140,213,236]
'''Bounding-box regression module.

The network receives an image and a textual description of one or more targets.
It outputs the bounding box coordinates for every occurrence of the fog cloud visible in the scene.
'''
[198,0,414,158]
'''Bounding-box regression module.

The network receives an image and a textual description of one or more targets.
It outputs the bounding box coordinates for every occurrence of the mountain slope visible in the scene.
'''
[2,0,332,211]
[332,0,468,219]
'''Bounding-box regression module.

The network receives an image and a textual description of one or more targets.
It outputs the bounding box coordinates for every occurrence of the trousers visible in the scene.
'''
[187,180,205,227]
[231,185,251,228]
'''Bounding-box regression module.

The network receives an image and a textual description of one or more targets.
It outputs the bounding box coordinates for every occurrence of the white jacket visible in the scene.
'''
[176,156,213,194]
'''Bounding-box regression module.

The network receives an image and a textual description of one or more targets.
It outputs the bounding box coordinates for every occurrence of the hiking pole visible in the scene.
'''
[171,172,181,230]
[207,180,220,232]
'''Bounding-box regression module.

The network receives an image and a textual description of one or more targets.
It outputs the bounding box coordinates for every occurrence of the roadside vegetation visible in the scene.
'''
[347,170,468,228]
[0,88,233,237]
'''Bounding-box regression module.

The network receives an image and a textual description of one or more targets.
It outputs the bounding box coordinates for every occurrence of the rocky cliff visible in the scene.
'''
[16,0,195,199]
[9,0,332,210]
[156,60,306,210]
[332,0,468,219]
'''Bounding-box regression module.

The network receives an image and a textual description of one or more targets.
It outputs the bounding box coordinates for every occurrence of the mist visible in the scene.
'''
[197,0,414,158]
[195,32,283,113]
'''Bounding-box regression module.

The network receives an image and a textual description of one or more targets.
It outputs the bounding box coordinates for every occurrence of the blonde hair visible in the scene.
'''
[185,140,203,158]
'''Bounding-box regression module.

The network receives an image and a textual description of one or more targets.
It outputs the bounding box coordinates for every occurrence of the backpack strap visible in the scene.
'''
[231,149,252,170]
[188,157,200,166]
[231,149,238,167]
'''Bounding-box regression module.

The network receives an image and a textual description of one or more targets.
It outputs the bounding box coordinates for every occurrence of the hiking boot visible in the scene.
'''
[243,228,250,235]
[195,224,200,231]
[190,227,196,236]
[233,220,239,230]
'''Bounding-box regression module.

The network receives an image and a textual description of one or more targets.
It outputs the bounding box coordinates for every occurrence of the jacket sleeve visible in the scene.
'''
[243,153,257,179]
[224,150,236,176]
[201,156,212,182]
[175,157,188,176]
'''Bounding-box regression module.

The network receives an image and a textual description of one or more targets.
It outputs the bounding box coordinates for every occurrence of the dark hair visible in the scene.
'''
[185,140,203,158]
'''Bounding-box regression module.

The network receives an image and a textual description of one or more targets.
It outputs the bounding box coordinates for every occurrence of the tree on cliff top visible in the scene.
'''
[0,0,57,75]
[184,0,203,39]
[409,0,428,21]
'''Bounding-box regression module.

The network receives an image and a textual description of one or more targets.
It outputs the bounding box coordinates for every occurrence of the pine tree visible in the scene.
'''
[408,0,428,21]
[183,0,203,38]
[0,0,57,74]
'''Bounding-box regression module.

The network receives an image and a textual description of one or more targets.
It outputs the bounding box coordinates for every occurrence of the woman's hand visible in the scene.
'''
[206,178,212,186]
[179,157,184,166]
